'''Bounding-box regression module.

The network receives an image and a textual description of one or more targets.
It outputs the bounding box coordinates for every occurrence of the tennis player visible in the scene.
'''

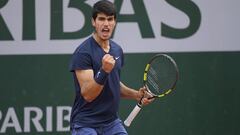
[69,0,153,134]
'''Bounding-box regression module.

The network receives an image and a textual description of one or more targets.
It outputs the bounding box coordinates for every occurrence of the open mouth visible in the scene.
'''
[102,28,110,33]
[102,28,110,37]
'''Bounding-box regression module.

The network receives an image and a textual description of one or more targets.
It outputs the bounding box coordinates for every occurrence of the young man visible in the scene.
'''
[69,0,153,134]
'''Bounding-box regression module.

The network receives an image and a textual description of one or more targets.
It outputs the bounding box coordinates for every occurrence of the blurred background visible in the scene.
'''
[1,0,240,134]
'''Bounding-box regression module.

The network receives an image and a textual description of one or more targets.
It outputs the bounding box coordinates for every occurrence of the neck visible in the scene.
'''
[93,33,110,53]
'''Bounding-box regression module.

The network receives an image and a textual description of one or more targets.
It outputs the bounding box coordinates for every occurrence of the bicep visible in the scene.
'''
[75,69,104,102]
[75,69,94,89]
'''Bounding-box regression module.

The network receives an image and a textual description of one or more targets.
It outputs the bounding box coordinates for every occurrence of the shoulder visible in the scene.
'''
[110,40,123,52]
[74,36,95,54]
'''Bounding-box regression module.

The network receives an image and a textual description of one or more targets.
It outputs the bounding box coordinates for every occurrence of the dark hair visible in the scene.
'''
[92,0,116,20]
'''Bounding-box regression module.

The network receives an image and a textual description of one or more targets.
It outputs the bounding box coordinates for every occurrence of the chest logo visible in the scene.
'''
[115,56,120,60]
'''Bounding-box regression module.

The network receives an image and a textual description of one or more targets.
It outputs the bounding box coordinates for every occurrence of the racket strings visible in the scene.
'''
[148,68,160,89]
[147,57,177,95]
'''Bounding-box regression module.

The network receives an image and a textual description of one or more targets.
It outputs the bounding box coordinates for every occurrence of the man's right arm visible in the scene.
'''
[75,54,115,102]
[75,69,104,102]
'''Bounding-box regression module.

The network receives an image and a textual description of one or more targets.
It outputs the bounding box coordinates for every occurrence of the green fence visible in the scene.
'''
[1,52,240,135]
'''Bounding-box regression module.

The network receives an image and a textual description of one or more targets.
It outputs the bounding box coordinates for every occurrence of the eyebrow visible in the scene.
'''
[98,16,114,20]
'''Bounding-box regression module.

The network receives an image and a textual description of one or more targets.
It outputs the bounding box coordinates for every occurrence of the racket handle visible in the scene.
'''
[124,104,142,127]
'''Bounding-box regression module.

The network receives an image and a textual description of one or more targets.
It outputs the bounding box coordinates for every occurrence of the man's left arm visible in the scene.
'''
[120,82,153,105]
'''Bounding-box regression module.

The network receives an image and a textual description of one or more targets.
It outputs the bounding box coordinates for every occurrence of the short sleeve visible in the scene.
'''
[69,52,92,72]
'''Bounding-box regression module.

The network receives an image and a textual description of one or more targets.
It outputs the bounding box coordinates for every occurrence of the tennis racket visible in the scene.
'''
[124,54,179,127]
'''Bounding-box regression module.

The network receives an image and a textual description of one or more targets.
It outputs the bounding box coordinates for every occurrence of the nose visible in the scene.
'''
[103,20,109,26]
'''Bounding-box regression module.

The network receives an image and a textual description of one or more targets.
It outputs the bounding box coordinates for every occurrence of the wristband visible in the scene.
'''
[94,68,109,85]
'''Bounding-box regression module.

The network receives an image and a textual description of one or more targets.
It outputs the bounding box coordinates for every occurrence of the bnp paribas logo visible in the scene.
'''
[0,0,201,41]
[0,106,71,133]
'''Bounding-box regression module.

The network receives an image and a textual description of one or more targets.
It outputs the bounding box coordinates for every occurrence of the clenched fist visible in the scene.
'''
[101,54,115,73]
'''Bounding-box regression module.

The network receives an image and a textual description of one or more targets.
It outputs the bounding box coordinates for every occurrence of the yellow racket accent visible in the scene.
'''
[143,73,147,81]
[145,64,150,71]
[156,89,172,98]
[143,64,150,81]
[158,94,165,98]
[165,89,172,95]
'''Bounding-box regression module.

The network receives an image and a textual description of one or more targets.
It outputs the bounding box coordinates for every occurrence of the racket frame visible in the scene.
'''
[124,54,179,127]
[143,54,179,99]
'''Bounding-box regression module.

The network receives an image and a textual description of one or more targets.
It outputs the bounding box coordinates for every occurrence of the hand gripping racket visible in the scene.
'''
[124,54,179,127]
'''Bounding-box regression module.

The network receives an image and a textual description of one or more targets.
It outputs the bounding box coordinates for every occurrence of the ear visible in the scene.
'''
[113,19,116,27]
[91,18,95,27]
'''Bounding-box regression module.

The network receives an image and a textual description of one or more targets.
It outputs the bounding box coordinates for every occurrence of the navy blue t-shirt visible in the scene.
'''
[69,36,124,128]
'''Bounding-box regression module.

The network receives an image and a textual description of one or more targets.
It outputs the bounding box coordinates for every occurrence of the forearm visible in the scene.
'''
[75,69,105,102]
[81,79,104,102]
[120,82,141,101]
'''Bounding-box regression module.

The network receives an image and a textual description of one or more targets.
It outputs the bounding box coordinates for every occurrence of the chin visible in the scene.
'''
[101,36,111,40]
